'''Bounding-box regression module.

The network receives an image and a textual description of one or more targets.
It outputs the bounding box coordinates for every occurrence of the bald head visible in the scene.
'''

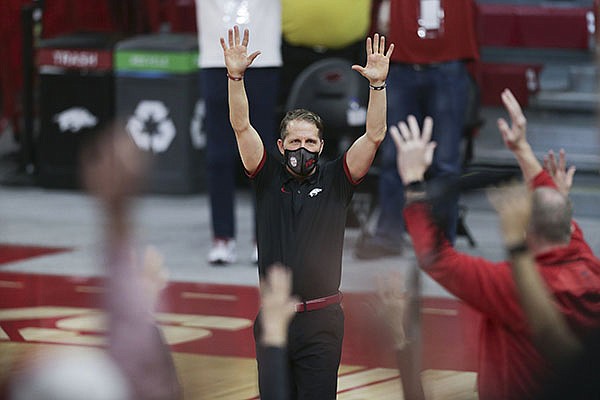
[529,187,572,245]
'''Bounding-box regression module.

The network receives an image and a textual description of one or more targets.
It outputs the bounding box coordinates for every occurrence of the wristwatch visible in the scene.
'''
[404,180,427,203]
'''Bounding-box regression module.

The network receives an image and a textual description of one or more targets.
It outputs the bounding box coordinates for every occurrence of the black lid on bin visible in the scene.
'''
[38,31,121,49]
[116,33,198,52]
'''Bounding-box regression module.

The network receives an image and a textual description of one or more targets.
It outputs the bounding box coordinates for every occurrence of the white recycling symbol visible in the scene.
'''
[190,99,206,149]
[126,100,176,153]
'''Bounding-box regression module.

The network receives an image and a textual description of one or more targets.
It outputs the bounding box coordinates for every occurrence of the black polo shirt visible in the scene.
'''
[249,149,360,301]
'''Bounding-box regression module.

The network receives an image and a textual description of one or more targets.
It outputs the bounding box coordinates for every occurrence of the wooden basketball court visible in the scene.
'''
[0,270,480,399]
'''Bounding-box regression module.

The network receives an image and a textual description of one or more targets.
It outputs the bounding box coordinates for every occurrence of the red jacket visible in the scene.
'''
[404,171,600,400]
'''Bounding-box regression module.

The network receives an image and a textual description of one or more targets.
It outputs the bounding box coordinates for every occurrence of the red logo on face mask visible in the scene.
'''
[305,159,316,168]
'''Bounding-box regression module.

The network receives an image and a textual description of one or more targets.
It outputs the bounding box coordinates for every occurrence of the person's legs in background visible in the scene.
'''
[355,64,421,259]
[354,61,469,259]
[245,68,280,156]
[424,61,469,244]
[244,67,280,262]
[199,67,280,265]
[201,67,237,264]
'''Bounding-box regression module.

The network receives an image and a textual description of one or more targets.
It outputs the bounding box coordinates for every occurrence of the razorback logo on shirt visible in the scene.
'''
[309,188,323,198]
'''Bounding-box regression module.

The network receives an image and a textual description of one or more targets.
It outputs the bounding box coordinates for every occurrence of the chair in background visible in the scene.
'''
[284,58,369,160]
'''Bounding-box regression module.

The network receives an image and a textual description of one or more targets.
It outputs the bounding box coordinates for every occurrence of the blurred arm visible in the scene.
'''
[81,130,181,400]
[257,265,298,400]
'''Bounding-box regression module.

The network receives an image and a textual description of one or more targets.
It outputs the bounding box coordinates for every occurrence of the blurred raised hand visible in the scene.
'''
[389,115,436,185]
[543,149,576,196]
[487,183,532,246]
[81,124,147,211]
[259,264,299,347]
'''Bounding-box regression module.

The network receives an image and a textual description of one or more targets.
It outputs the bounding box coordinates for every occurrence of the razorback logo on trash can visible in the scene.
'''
[53,107,98,133]
[126,101,176,153]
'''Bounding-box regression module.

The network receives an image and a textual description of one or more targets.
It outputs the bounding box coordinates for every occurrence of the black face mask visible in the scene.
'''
[284,147,319,177]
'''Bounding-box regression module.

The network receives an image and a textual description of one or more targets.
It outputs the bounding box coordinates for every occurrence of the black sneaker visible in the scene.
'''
[354,234,404,260]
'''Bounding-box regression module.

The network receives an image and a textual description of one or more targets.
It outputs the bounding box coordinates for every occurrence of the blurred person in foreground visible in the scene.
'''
[489,154,600,399]
[376,272,425,400]
[221,25,393,398]
[9,127,181,399]
[81,127,182,400]
[392,89,600,399]
[257,264,298,400]
[8,347,131,400]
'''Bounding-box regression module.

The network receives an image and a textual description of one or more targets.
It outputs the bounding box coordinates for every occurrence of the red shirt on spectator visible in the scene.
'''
[388,0,479,64]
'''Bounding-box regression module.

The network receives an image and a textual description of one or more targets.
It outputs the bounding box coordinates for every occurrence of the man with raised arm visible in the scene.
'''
[220,25,394,399]
[391,89,600,400]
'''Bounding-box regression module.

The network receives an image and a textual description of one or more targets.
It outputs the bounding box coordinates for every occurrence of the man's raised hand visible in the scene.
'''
[351,33,394,86]
[220,25,261,78]
[487,183,531,246]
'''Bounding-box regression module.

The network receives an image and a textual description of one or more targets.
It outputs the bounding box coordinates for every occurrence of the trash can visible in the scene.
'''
[115,33,205,194]
[37,32,119,188]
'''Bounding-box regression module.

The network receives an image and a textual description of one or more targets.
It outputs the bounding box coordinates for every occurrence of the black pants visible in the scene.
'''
[254,303,344,400]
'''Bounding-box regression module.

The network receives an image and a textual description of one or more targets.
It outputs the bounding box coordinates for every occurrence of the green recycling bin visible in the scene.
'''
[115,33,205,194]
